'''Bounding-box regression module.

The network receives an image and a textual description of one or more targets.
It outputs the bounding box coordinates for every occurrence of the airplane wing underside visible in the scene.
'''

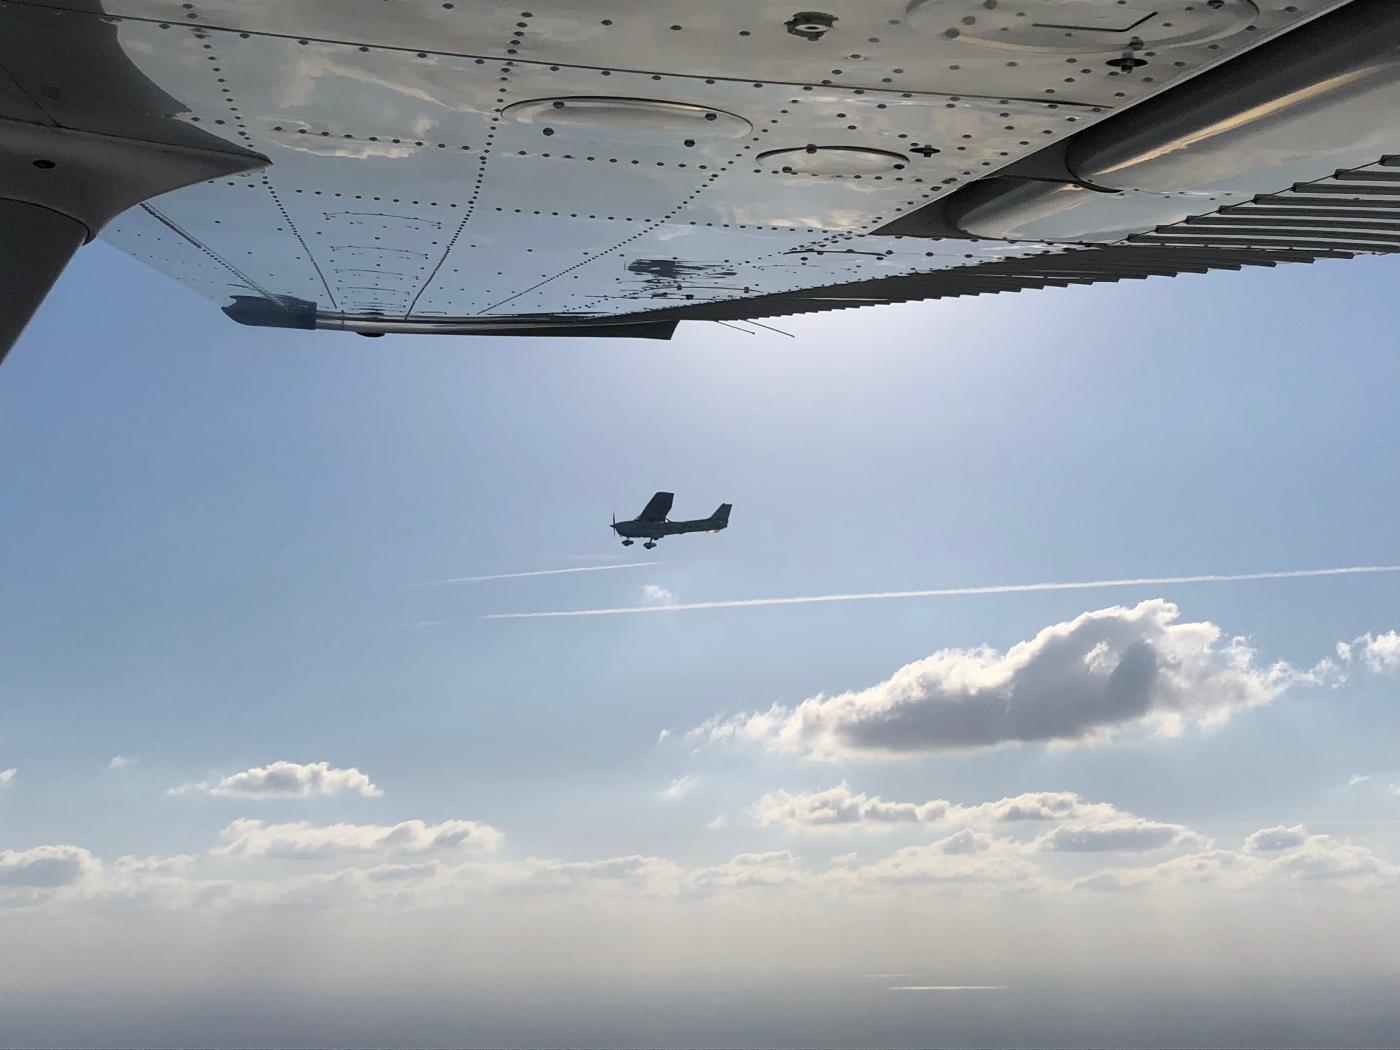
[5,0,1400,343]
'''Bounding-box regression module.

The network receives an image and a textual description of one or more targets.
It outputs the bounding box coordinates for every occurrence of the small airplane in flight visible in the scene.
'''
[612,492,731,550]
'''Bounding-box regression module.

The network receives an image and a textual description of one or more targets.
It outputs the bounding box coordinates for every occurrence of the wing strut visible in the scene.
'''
[0,110,266,363]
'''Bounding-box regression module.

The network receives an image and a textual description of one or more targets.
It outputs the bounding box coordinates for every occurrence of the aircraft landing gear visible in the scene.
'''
[643,541,658,550]
[621,539,634,546]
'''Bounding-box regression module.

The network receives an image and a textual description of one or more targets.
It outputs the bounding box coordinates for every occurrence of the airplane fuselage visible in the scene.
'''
[613,496,730,548]
[612,517,724,541]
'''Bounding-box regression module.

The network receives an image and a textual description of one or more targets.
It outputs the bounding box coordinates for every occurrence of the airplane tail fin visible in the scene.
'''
[710,503,732,529]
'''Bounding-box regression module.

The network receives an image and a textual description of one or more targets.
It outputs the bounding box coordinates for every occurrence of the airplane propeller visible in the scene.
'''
[612,512,635,547]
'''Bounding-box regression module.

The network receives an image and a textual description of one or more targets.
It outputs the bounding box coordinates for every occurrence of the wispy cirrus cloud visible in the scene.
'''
[169,761,382,800]
[0,768,15,789]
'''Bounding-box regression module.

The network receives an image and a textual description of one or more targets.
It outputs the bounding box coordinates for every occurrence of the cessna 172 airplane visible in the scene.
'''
[612,492,731,549]
[4,0,1400,360]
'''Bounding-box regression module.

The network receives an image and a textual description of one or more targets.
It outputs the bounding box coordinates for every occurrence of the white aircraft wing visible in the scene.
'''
[2,0,1396,355]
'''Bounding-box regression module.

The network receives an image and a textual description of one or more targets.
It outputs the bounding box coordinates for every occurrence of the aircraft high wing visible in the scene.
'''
[4,0,1400,359]
[638,492,675,524]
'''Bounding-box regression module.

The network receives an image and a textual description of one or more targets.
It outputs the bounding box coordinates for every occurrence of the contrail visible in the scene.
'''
[891,986,1008,992]
[484,564,1400,619]
[433,562,655,584]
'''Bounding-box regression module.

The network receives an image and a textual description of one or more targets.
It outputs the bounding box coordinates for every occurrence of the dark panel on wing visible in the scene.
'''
[639,491,674,522]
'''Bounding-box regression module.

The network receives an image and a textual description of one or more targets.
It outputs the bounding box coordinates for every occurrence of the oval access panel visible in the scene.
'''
[502,96,752,138]
[906,0,1260,54]
[759,145,909,176]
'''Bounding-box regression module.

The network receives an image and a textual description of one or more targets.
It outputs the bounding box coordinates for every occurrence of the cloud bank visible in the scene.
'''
[1079,825,1400,893]
[2,814,1396,912]
[691,600,1316,759]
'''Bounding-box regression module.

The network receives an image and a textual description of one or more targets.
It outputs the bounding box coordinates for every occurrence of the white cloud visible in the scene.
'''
[687,850,805,890]
[0,768,15,789]
[1074,849,1258,893]
[753,783,948,833]
[1338,631,1400,675]
[660,775,699,801]
[109,755,136,771]
[746,785,1199,853]
[1078,826,1400,893]
[514,855,685,896]
[1038,819,1206,853]
[959,791,1124,825]
[213,818,502,860]
[1244,824,1310,853]
[1266,834,1399,885]
[1349,774,1373,787]
[640,584,676,606]
[840,831,1042,891]
[170,761,383,800]
[112,854,196,878]
[691,601,1311,760]
[0,845,99,889]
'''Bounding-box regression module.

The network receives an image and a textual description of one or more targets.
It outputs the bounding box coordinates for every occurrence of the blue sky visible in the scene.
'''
[2,241,1400,1047]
